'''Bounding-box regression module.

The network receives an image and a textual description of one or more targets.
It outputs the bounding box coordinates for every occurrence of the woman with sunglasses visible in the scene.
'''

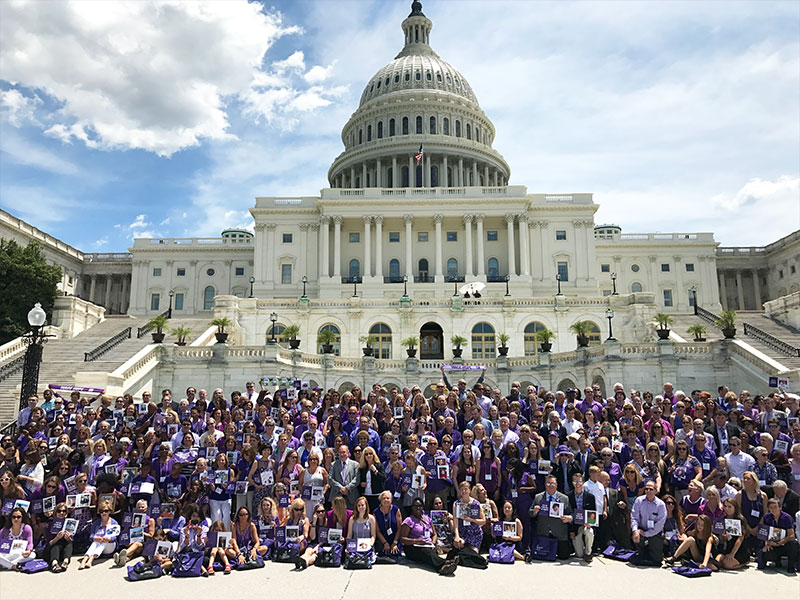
[648,421,674,457]
[668,440,701,500]
[77,501,119,570]
[661,494,685,557]
[45,502,73,572]
[619,465,644,509]
[399,498,458,575]
[293,501,330,570]
[0,507,35,570]
[228,505,259,566]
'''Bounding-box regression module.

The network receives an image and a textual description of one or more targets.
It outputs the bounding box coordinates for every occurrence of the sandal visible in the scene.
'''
[61,559,70,570]
[224,564,231,574]
[207,565,215,575]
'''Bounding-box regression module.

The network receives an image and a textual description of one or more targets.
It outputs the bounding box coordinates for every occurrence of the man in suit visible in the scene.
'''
[705,409,740,457]
[567,473,597,562]
[529,475,573,560]
[763,480,800,518]
[552,445,581,494]
[573,437,598,478]
[596,470,630,550]
[329,444,360,509]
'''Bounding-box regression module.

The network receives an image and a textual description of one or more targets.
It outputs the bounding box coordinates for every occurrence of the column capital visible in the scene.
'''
[463,214,473,225]
[373,215,383,225]
[698,255,707,262]
[190,260,198,266]
[309,223,320,232]
[433,214,443,224]
[403,214,414,224]
[363,215,373,223]
[517,214,528,223]
[672,255,682,262]
[333,215,344,224]
[648,255,657,262]
[505,213,516,224]
[299,223,310,231]
[612,255,622,262]
[537,220,549,229]
[474,213,484,223]
[320,215,331,224]
[572,219,584,228]
[265,223,277,231]
[254,223,266,232]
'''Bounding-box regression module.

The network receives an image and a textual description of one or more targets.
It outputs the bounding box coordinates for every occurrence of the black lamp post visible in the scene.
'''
[19,303,47,410]
[611,272,618,295]
[301,275,308,299]
[352,277,358,298]
[402,274,408,298]
[453,279,458,296]
[556,273,563,296]
[249,276,255,298]
[269,311,277,344]
[606,308,616,341]
[167,289,174,318]
[504,274,510,297]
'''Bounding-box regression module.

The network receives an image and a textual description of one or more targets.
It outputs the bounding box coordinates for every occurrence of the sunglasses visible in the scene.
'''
[665,500,675,505]
[100,510,111,514]
[292,507,303,512]
[11,515,22,519]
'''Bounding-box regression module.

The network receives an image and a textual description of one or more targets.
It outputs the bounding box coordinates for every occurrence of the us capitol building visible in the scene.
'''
[1,1,798,398]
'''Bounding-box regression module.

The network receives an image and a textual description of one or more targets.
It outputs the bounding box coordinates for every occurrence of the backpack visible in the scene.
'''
[171,551,204,578]
[316,544,343,568]
[127,562,163,581]
[673,560,712,578]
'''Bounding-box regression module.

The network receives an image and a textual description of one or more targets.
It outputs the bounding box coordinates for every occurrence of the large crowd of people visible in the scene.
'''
[1,372,799,578]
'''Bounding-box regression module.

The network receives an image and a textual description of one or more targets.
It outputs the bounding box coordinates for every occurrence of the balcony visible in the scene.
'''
[341,276,362,284]
[383,276,405,284]
[445,274,465,283]
[414,274,432,283]
[487,274,507,283]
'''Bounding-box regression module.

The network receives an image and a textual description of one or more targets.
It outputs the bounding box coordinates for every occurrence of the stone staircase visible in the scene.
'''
[671,311,800,371]
[0,316,209,426]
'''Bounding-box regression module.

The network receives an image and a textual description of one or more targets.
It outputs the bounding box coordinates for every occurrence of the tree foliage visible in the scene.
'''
[0,239,61,344]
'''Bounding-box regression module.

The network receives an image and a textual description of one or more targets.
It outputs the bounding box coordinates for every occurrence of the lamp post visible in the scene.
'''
[453,279,458,296]
[611,272,618,295]
[269,311,277,344]
[402,274,408,298]
[504,274,510,297]
[301,275,308,299]
[556,273,563,296]
[19,303,47,410]
[689,285,697,314]
[167,290,174,319]
[249,276,255,298]
[352,277,358,298]
[606,308,616,341]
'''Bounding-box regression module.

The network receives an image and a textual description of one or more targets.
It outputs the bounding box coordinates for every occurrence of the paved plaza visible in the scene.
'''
[1,556,797,600]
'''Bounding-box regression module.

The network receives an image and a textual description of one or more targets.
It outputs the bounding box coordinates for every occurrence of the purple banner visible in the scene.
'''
[441,365,484,370]
[49,385,105,394]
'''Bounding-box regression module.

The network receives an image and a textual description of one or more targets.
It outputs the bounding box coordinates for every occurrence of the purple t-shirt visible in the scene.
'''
[402,514,433,543]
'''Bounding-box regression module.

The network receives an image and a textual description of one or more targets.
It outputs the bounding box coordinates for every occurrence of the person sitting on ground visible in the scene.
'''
[400,498,458,575]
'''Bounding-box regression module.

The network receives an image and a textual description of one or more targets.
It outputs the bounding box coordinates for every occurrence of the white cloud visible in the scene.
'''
[0,128,81,176]
[712,176,800,211]
[0,89,42,126]
[304,62,336,84]
[94,236,108,248]
[115,213,163,240]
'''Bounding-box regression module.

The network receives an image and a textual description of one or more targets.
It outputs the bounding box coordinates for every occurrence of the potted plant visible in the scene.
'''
[497,332,510,356]
[359,335,377,357]
[283,324,301,349]
[402,336,419,358]
[653,312,674,340]
[317,328,338,354]
[535,328,556,352]
[714,309,737,339]
[170,326,192,346]
[451,335,467,358]
[211,317,232,344]
[569,321,594,348]
[147,315,169,344]
[687,323,707,342]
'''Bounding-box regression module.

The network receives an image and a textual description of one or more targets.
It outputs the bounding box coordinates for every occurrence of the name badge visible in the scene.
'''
[702,463,710,471]
[758,480,766,487]
[386,528,392,536]
[393,491,400,499]
[484,474,492,481]
[466,475,472,482]
[647,520,654,529]
[751,509,760,518]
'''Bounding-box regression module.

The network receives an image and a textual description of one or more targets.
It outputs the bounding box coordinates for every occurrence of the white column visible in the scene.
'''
[309,223,320,282]
[350,167,355,188]
[404,215,414,280]
[425,155,431,187]
[458,158,463,187]
[464,215,473,278]
[408,156,414,187]
[392,157,398,188]
[484,166,489,186]
[475,215,485,277]
[472,161,478,187]
[333,216,342,278]
[376,159,382,188]
[362,163,367,188]
[753,268,762,309]
[121,275,130,313]
[719,270,728,310]
[518,215,530,276]
[298,224,309,283]
[505,214,516,276]
[321,217,330,278]
[89,275,97,304]
[434,214,443,279]
[443,156,448,187]
[673,255,683,309]
[104,276,112,309]
[538,221,550,282]
[528,221,539,281]
[265,225,276,283]
[374,216,383,279]
[572,220,584,282]
[735,270,745,310]
[363,216,372,278]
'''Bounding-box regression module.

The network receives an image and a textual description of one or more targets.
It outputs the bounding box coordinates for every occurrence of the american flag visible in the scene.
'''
[415,143,423,165]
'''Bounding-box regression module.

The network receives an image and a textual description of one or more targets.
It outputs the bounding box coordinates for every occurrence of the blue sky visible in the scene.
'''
[1,0,798,252]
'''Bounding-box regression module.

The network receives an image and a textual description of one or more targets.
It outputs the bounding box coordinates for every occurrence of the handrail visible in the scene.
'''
[695,306,719,324]
[0,355,25,382]
[84,327,131,362]
[0,421,17,437]
[743,322,800,358]
[137,310,170,338]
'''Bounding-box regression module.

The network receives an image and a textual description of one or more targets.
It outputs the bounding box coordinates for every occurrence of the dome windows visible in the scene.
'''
[385,77,389,86]
[455,120,461,137]
[415,116,423,134]
[437,72,442,82]
[377,80,381,89]
[389,118,396,136]
[395,74,400,83]
[404,72,410,82]
[466,124,471,140]
[443,118,450,135]
[426,71,432,81]
[415,71,421,81]
[367,125,372,142]
[429,116,436,134]
[446,74,452,84]
[377,121,383,139]
[402,117,409,135]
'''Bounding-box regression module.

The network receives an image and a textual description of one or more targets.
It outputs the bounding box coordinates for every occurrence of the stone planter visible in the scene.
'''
[452,348,463,358]
[539,342,552,353]
[722,327,736,339]
[214,332,228,344]
[656,329,671,340]
[497,346,509,356]
[289,339,301,349]
[576,335,589,348]
[406,348,417,358]
[151,332,165,343]
[362,347,374,357]
[321,344,334,354]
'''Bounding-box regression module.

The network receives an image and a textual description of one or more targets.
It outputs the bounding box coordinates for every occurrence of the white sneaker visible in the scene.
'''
[118,549,128,566]
[113,553,120,566]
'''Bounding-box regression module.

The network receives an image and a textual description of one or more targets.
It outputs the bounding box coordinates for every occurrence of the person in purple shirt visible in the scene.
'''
[599,448,622,489]
[690,435,717,485]
[757,497,798,573]
[418,438,451,509]
[630,481,667,565]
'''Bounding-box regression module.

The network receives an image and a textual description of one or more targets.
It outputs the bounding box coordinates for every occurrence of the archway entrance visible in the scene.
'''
[420,322,443,359]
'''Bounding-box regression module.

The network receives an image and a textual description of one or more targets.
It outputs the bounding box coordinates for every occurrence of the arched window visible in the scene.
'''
[586,322,602,346]
[447,258,458,280]
[377,121,383,139]
[466,123,471,139]
[415,116,423,134]
[349,259,360,282]
[389,118,395,136]
[389,259,400,281]
[418,258,429,282]
[429,116,436,134]
[631,282,643,293]
[455,120,461,137]
[487,257,499,280]
[367,125,372,142]
[443,118,450,135]
[318,324,341,356]
[476,128,480,143]
[266,323,289,346]
[402,117,409,135]
[471,322,495,359]
[203,285,215,311]
[524,321,547,356]
[369,323,392,359]
[358,129,363,144]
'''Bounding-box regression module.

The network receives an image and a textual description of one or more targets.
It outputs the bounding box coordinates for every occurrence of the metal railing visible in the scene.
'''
[0,421,17,438]
[84,327,132,362]
[695,306,719,324]
[136,310,169,338]
[0,355,25,382]
[383,276,404,283]
[743,322,800,358]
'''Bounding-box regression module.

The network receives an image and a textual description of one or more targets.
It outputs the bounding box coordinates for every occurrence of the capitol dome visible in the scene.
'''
[328,1,510,190]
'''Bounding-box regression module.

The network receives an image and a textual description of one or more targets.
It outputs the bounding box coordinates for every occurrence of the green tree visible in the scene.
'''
[0,239,61,344]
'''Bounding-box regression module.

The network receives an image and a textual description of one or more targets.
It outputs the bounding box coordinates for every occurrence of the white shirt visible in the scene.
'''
[563,419,582,436]
[724,451,756,479]
[584,479,606,513]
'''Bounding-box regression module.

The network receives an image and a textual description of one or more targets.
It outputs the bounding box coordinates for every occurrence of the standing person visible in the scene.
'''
[530,475,573,560]
[329,445,360,510]
[207,453,235,529]
[358,447,385,513]
[399,498,458,575]
[630,481,667,566]
[567,473,596,563]
[373,491,402,563]
[77,501,119,570]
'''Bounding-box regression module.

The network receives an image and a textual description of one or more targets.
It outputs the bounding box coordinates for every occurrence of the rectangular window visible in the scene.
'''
[174,293,184,311]
[779,270,784,279]
[663,289,673,307]
[150,293,160,311]
[602,289,611,297]
[282,233,293,243]
[555,230,566,240]
[349,232,360,243]
[418,232,428,242]
[688,290,696,308]
[389,232,400,243]
[487,231,498,241]
[235,267,245,276]
[557,261,569,282]
[446,231,457,242]
[152,267,162,277]
[791,265,796,274]
[281,264,292,284]
[685,263,694,272]
[601,264,610,273]
[176,268,186,277]
[661,263,670,272]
